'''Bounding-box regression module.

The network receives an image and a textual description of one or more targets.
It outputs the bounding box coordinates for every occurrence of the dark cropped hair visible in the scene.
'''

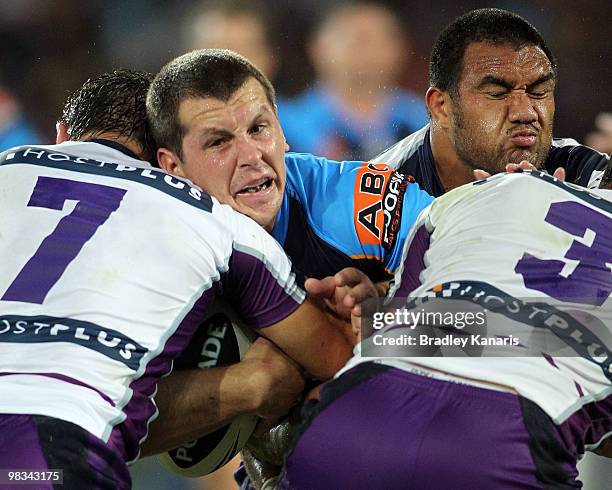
[429,8,557,97]
[146,49,276,158]
[59,69,155,159]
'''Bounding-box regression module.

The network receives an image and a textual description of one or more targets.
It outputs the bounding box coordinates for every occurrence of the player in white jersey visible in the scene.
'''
[0,70,354,489]
[279,171,612,489]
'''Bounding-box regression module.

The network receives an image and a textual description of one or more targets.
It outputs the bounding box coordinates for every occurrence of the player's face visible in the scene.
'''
[449,42,555,173]
[173,78,287,231]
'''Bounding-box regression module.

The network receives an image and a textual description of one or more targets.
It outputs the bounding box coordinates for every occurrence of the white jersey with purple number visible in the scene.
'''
[0,141,304,462]
[346,172,612,436]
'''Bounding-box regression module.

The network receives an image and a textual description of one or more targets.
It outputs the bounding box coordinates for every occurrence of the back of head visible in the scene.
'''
[146,48,276,158]
[429,8,557,96]
[59,69,155,161]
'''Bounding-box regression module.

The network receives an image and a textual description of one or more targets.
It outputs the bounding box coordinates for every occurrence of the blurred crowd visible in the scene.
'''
[1,0,612,161]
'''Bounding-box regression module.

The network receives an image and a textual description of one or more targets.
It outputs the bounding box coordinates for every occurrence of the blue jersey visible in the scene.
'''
[372,125,610,197]
[278,85,428,161]
[272,153,434,282]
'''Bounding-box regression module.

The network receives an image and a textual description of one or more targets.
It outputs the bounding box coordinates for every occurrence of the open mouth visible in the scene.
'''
[237,178,273,195]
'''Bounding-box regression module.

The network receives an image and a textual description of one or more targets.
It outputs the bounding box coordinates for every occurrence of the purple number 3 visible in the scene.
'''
[515,201,612,306]
[2,176,126,304]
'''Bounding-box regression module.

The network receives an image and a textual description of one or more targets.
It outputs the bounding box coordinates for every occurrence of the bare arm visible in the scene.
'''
[257,298,356,381]
[141,338,305,457]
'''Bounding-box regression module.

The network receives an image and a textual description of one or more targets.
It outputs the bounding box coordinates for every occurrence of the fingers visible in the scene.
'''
[333,267,368,287]
[553,166,566,181]
[334,268,378,307]
[473,169,491,180]
[304,276,336,299]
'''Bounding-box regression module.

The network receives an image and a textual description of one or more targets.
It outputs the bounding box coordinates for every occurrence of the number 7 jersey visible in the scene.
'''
[0,141,305,463]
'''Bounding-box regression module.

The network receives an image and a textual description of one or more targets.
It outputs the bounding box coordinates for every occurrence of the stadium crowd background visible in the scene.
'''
[1,0,611,489]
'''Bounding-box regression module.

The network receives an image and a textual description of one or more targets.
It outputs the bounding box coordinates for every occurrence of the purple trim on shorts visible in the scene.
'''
[222,249,302,329]
[555,392,612,456]
[0,372,115,406]
[395,224,430,296]
[108,288,216,462]
[84,430,131,489]
[0,414,49,472]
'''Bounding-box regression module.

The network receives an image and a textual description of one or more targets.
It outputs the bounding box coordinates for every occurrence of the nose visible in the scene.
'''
[235,134,263,168]
[508,92,538,124]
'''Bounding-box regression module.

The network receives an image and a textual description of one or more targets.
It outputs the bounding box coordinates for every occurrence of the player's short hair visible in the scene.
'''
[429,8,557,97]
[146,49,276,159]
[59,69,155,159]
[600,158,612,189]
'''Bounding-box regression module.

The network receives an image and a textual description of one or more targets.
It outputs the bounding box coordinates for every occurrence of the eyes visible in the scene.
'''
[486,89,550,99]
[484,85,553,100]
[204,122,269,149]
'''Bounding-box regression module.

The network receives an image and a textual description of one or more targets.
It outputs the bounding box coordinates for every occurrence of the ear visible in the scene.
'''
[55,122,70,144]
[426,87,452,130]
[157,147,186,177]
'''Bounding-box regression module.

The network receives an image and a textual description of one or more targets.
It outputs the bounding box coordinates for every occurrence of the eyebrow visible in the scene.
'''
[476,72,556,91]
[194,105,272,139]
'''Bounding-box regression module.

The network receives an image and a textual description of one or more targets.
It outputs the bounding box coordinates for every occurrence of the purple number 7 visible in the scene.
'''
[2,176,126,304]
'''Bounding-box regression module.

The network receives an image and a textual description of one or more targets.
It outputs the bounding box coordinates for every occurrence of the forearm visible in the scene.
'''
[141,364,257,457]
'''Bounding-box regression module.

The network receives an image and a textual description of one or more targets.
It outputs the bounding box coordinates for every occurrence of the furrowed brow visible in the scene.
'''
[527,72,556,89]
[476,76,514,91]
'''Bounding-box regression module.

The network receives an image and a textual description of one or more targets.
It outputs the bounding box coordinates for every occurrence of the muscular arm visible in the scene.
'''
[257,298,356,380]
[141,338,305,457]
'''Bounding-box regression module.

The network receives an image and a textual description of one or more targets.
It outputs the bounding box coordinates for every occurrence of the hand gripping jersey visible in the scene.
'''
[272,153,433,282]
[345,172,612,448]
[0,141,304,463]
[371,124,610,196]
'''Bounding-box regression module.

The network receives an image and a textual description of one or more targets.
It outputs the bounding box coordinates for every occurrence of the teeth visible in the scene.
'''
[242,180,270,194]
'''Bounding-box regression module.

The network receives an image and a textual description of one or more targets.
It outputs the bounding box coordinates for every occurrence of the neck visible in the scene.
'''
[429,124,475,192]
[79,132,147,161]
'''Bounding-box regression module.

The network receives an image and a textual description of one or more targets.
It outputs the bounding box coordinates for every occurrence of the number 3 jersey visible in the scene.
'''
[348,172,612,449]
[0,141,305,462]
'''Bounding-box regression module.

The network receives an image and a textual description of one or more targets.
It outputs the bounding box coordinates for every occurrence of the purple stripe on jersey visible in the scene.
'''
[0,372,115,406]
[108,287,216,462]
[0,414,49,474]
[555,392,612,456]
[395,224,430,296]
[542,352,559,369]
[221,249,303,329]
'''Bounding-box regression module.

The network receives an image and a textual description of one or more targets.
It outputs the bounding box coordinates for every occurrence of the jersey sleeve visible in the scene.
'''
[220,204,306,329]
[547,139,610,189]
[283,153,434,277]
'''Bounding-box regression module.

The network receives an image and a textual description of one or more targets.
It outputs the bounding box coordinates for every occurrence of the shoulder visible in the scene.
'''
[370,125,429,168]
[546,139,610,188]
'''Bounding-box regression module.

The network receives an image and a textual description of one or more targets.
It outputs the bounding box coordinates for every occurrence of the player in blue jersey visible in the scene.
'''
[0,70,355,489]
[278,169,612,489]
[142,46,598,484]
[372,8,609,196]
[147,49,434,286]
